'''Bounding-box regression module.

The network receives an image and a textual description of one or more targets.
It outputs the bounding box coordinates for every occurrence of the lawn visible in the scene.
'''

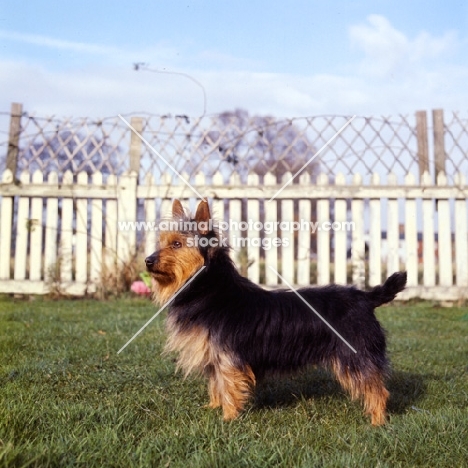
[0,296,467,467]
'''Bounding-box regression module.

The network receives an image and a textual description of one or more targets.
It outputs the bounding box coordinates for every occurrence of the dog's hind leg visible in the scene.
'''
[331,360,389,426]
[361,374,389,426]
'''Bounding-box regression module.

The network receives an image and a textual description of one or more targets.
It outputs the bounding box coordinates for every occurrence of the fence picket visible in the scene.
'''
[351,174,365,287]
[212,171,224,227]
[90,172,103,286]
[76,172,88,285]
[60,171,74,283]
[144,174,156,256]
[211,172,227,260]
[334,173,347,284]
[421,171,435,286]
[280,172,294,284]
[437,173,453,286]
[180,172,191,215]
[247,173,260,283]
[454,173,468,286]
[369,173,382,286]
[0,170,14,279]
[117,171,138,266]
[228,173,242,268]
[297,172,311,285]
[264,173,278,285]
[387,172,400,276]
[44,172,59,283]
[29,170,44,281]
[405,173,418,287]
[14,171,30,281]
[317,173,330,285]
[159,173,173,260]
[104,175,118,276]
[194,173,206,233]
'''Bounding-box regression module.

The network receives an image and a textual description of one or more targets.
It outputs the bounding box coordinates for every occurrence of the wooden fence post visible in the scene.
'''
[117,172,138,266]
[6,102,23,177]
[432,109,446,176]
[129,117,143,176]
[416,110,429,181]
[114,117,143,268]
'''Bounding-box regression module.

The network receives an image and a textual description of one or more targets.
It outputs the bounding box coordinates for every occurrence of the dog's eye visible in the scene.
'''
[172,241,182,249]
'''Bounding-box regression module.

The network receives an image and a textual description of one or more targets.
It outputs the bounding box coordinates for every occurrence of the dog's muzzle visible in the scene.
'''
[145,252,158,270]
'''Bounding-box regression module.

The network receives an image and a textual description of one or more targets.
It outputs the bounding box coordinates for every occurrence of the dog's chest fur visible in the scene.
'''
[165,315,215,377]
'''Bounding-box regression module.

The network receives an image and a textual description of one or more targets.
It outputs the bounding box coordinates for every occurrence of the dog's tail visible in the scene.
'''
[367,272,407,307]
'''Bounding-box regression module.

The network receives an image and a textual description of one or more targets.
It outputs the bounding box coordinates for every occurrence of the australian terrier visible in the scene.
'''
[145,199,407,425]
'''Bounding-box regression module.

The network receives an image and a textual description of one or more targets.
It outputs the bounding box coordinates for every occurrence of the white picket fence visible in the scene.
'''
[1,168,468,301]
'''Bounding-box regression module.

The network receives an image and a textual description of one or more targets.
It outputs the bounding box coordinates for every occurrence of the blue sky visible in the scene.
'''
[0,0,467,117]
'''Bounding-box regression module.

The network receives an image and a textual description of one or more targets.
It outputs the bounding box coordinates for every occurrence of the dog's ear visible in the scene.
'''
[172,199,185,218]
[195,200,210,235]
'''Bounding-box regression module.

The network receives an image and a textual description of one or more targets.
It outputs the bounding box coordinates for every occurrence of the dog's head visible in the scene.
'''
[145,199,219,303]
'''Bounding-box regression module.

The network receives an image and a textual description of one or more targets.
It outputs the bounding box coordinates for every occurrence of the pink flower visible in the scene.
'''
[131,281,152,297]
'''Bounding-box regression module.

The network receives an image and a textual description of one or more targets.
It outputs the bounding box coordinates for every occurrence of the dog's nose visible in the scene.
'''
[145,253,157,269]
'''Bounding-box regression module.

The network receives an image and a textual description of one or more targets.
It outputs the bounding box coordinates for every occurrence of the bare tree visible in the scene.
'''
[18,130,124,179]
[202,109,319,182]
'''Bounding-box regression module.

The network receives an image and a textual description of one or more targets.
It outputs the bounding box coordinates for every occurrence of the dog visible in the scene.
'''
[145,199,407,425]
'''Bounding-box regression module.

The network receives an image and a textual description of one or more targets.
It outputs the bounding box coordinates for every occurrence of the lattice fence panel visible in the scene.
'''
[444,111,468,183]
[2,109,467,183]
[14,113,130,180]
[138,112,420,183]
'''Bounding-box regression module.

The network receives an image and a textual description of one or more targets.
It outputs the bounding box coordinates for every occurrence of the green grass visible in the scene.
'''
[0,297,467,467]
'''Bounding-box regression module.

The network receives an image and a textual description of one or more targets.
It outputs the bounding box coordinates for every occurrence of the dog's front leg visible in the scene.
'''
[206,368,222,409]
[213,354,256,420]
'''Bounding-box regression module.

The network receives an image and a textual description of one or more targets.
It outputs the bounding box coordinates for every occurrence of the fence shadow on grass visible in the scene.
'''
[252,368,426,416]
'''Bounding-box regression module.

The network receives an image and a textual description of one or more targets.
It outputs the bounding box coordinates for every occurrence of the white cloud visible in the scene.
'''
[0,29,119,55]
[349,14,458,77]
[411,30,458,61]
[350,15,409,76]
[0,29,184,69]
